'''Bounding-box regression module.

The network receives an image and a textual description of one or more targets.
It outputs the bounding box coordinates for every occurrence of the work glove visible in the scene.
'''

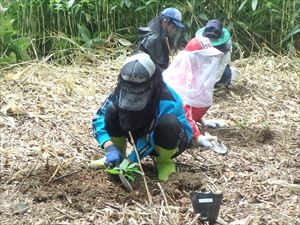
[105,144,123,167]
[196,135,218,148]
[202,119,227,128]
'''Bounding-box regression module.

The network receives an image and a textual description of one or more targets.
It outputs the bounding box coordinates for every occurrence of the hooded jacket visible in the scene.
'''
[92,82,193,162]
[136,17,170,72]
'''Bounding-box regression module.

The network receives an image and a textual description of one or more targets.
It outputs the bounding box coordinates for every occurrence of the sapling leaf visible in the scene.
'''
[126,167,141,172]
[127,162,138,169]
[124,173,135,182]
[105,168,120,174]
[128,169,143,176]
[119,159,130,170]
[105,159,142,187]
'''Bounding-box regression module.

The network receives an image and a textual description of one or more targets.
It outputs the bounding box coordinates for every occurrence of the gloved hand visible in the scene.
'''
[105,144,123,167]
[196,135,218,148]
[202,119,227,128]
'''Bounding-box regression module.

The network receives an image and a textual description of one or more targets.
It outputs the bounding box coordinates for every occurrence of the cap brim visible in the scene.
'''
[119,89,151,111]
[172,19,186,29]
[196,27,230,46]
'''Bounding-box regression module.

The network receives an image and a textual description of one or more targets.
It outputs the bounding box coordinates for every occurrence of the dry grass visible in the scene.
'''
[0,52,299,225]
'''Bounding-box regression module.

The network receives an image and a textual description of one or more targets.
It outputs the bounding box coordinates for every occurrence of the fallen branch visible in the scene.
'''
[53,207,75,220]
[51,170,81,182]
[47,162,62,183]
[103,202,121,211]
[128,132,152,204]
[18,151,43,188]
[157,182,178,225]
[269,180,300,192]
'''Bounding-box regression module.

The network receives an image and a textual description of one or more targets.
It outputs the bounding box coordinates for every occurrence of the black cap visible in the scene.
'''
[203,19,223,39]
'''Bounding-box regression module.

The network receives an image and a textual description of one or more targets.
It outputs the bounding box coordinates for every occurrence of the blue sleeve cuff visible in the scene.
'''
[96,134,111,149]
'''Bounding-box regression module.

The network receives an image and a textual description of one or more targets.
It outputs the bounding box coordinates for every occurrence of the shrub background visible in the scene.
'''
[0,0,299,64]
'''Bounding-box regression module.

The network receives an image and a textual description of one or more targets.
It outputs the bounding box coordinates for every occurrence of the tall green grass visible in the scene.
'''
[0,0,299,64]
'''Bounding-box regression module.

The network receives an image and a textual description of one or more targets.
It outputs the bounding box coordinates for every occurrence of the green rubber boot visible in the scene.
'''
[155,146,177,181]
[89,136,126,169]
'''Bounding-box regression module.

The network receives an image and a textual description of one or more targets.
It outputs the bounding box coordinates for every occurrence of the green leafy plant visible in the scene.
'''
[1,0,299,64]
[105,159,142,182]
[0,14,30,65]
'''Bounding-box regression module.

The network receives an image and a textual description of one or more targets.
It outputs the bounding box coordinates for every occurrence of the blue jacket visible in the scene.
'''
[92,83,193,162]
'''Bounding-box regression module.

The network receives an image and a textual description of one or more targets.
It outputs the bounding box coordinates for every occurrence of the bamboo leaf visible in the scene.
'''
[124,0,132,8]
[0,54,16,65]
[238,0,248,12]
[135,6,146,11]
[187,1,193,11]
[117,38,132,47]
[146,0,158,5]
[77,24,91,42]
[197,13,209,21]
[0,2,8,13]
[282,27,300,42]
[67,0,75,8]
[252,0,258,11]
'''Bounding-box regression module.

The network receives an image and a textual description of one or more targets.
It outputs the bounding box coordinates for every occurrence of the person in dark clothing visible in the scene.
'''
[136,7,186,72]
[90,53,193,181]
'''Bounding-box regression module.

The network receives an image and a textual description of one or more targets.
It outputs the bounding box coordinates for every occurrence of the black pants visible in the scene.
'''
[105,104,191,157]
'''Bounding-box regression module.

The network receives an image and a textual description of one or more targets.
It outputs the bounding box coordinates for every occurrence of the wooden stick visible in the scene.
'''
[188,214,201,225]
[157,182,177,224]
[157,182,169,208]
[128,132,153,205]
[51,170,81,182]
[18,151,43,188]
[132,200,149,213]
[47,162,61,183]
[53,207,75,220]
[103,202,121,211]
[128,132,155,224]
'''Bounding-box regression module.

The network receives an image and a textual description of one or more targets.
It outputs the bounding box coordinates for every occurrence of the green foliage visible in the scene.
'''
[0,13,30,65]
[105,159,142,182]
[177,0,300,57]
[0,0,299,64]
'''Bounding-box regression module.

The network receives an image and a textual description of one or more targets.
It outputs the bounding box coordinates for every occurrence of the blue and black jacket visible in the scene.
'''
[92,82,193,162]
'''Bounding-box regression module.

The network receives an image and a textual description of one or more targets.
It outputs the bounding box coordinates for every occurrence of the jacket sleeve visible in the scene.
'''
[92,94,113,148]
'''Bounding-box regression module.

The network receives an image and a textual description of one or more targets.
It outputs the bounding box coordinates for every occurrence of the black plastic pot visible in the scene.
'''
[190,191,223,224]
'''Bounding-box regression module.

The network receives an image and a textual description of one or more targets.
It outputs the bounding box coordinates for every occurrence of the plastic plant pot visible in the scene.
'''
[190,191,223,224]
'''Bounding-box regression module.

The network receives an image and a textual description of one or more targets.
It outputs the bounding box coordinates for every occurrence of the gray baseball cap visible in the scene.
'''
[119,53,156,111]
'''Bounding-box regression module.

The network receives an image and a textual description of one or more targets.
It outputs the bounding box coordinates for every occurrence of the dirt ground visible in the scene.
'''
[0,53,299,225]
